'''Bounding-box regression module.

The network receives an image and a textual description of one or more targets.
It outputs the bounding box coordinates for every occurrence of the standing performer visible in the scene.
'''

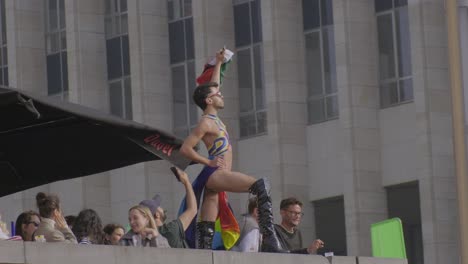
[179,48,285,253]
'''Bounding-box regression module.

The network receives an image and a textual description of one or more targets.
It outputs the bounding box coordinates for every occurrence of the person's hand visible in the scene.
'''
[208,155,226,169]
[140,228,159,240]
[175,167,190,184]
[307,239,324,254]
[53,210,67,230]
[215,48,225,64]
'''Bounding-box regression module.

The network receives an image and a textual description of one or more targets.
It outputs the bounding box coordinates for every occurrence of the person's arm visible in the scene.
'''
[175,168,197,231]
[180,120,211,166]
[210,49,225,87]
[180,120,225,168]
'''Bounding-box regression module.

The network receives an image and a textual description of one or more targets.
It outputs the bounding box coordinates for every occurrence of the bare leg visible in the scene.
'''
[200,189,219,222]
[205,170,256,192]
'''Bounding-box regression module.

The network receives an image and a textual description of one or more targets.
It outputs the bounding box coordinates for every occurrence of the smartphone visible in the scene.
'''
[170,167,181,182]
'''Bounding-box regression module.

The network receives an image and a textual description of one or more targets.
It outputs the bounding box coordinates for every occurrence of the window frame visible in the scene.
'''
[234,0,267,139]
[375,1,413,109]
[303,0,338,125]
[105,0,132,120]
[168,0,197,137]
[45,0,68,99]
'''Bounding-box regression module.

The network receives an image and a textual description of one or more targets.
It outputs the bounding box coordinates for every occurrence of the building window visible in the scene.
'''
[313,196,347,256]
[233,0,266,138]
[168,0,196,138]
[46,0,68,99]
[0,0,7,87]
[375,0,412,108]
[303,0,337,124]
[386,182,424,264]
[105,0,132,119]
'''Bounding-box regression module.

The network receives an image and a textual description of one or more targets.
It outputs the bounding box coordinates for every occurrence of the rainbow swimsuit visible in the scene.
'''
[179,114,240,250]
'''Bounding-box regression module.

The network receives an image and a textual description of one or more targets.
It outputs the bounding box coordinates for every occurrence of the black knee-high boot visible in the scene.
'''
[197,221,215,249]
[249,178,288,253]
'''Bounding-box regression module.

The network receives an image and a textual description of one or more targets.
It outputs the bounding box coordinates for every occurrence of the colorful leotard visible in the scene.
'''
[204,114,230,157]
[178,114,240,250]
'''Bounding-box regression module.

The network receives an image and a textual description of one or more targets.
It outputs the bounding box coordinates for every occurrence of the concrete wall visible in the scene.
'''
[0,241,407,264]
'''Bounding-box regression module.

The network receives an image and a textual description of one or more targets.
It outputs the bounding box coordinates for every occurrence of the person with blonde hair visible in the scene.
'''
[120,205,170,248]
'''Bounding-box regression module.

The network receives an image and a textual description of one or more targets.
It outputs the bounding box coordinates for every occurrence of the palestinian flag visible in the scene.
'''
[196,49,234,85]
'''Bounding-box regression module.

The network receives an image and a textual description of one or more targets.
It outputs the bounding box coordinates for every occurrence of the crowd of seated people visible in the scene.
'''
[0,168,324,253]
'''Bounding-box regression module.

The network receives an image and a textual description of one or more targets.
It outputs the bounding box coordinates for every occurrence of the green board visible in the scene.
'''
[371,218,406,259]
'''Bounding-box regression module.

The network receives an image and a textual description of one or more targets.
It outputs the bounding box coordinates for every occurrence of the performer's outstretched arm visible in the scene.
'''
[210,48,225,87]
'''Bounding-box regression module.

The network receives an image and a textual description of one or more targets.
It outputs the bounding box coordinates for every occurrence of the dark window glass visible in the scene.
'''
[395,7,411,77]
[106,37,123,80]
[320,0,333,26]
[1,0,6,45]
[120,0,127,12]
[399,79,413,102]
[237,49,253,112]
[184,0,192,17]
[377,14,395,80]
[253,45,264,109]
[386,182,424,264]
[47,53,62,95]
[109,81,123,117]
[49,0,58,31]
[308,98,325,124]
[305,32,323,96]
[172,65,188,128]
[185,18,195,60]
[2,46,7,65]
[187,61,198,126]
[323,27,337,93]
[124,77,132,119]
[234,3,251,47]
[256,111,267,134]
[314,197,347,256]
[169,20,186,63]
[380,81,398,108]
[167,0,174,20]
[122,36,130,76]
[61,51,68,91]
[251,0,262,43]
[240,113,256,138]
[326,95,338,119]
[302,0,320,30]
[3,68,8,86]
[374,0,393,13]
[59,0,65,29]
[395,0,408,8]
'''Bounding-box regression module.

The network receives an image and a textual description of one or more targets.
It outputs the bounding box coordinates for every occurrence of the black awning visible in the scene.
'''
[0,87,194,197]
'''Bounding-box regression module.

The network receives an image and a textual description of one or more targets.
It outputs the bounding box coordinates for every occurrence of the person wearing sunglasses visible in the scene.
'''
[179,48,285,252]
[275,197,324,254]
[15,210,41,241]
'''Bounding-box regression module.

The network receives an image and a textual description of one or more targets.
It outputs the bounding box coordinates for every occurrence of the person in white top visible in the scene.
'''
[231,197,261,252]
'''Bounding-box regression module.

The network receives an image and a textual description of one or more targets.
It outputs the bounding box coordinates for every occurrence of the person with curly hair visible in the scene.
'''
[15,210,41,241]
[72,209,104,245]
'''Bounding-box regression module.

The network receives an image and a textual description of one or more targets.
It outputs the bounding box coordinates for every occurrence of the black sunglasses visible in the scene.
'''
[28,221,40,227]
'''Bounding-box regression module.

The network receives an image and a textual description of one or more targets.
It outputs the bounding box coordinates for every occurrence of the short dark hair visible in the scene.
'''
[65,215,77,227]
[36,192,60,218]
[103,223,124,236]
[193,82,218,110]
[247,197,258,215]
[280,197,303,210]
